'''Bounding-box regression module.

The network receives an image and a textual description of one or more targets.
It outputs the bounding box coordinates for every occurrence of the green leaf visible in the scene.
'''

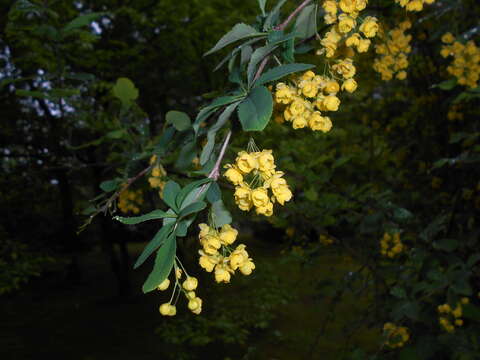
[294,4,317,39]
[258,0,267,15]
[100,179,121,192]
[254,63,315,86]
[247,44,279,86]
[433,78,456,90]
[214,38,262,71]
[134,223,175,269]
[163,181,181,212]
[62,12,107,33]
[175,220,190,237]
[16,89,49,99]
[176,178,213,209]
[175,139,197,170]
[166,111,191,131]
[142,233,176,293]
[433,238,458,252]
[200,101,240,165]
[264,0,288,30]
[115,209,176,225]
[463,304,480,321]
[179,201,207,218]
[390,286,407,299]
[154,127,176,157]
[112,77,139,106]
[238,86,273,131]
[211,200,232,227]
[204,23,265,56]
[194,95,245,133]
[206,182,222,203]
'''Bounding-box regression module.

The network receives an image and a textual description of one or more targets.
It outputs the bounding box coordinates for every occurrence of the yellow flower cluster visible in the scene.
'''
[373,21,412,81]
[272,70,357,131]
[320,234,335,245]
[437,298,469,332]
[320,1,378,57]
[148,155,167,198]
[224,149,292,216]
[383,323,410,348]
[118,189,143,214]
[447,104,464,121]
[394,0,435,11]
[440,34,480,88]
[197,223,255,283]
[380,232,404,258]
[158,265,203,316]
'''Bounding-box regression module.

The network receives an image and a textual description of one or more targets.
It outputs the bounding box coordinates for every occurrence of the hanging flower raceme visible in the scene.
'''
[380,232,404,258]
[197,223,255,283]
[394,0,435,12]
[437,298,469,332]
[148,155,168,198]
[272,69,359,132]
[118,189,144,214]
[373,20,412,81]
[224,146,293,216]
[157,259,203,316]
[440,33,480,88]
[383,323,410,348]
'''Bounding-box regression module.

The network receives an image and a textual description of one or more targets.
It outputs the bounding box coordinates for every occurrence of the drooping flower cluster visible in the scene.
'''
[437,298,469,332]
[158,263,203,316]
[383,323,410,348]
[224,148,293,216]
[197,223,255,283]
[320,1,378,57]
[320,234,335,246]
[373,21,412,81]
[380,232,404,258]
[394,0,435,12]
[148,155,167,198]
[440,33,480,88]
[272,70,356,131]
[118,189,143,214]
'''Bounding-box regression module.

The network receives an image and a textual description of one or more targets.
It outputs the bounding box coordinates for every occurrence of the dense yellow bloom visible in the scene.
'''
[118,189,143,214]
[441,36,480,88]
[380,232,404,258]
[383,323,410,348]
[373,22,412,81]
[338,14,356,33]
[395,0,435,11]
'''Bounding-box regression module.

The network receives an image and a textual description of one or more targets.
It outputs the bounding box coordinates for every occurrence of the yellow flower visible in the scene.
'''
[251,188,270,208]
[198,250,219,272]
[396,71,407,80]
[323,0,337,14]
[224,165,244,185]
[214,263,232,283]
[229,244,249,270]
[309,113,332,132]
[301,81,319,98]
[157,278,170,291]
[292,115,309,129]
[324,80,340,94]
[219,224,238,245]
[442,32,455,44]
[234,184,253,211]
[236,151,258,174]
[182,276,198,291]
[357,38,371,53]
[159,303,176,316]
[272,185,293,205]
[339,0,356,13]
[188,297,202,313]
[201,234,222,255]
[239,260,255,275]
[323,96,341,111]
[332,59,356,79]
[256,149,276,174]
[255,201,274,216]
[338,14,356,33]
[346,33,361,47]
[289,99,306,116]
[359,16,379,38]
[342,78,358,93]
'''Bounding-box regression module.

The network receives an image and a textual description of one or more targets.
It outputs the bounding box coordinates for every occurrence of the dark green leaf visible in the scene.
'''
[166,110,191,131]
[100,179,121,192]
[176,178,213,209]
[254,63,315,86]
[238,86,273,131]
[433,78,457,90]
[175,220,189,237]
[258,0,267,15]
[175,139,197,170]
[134,223,175,269]
[204,23,265,56]
[264,0,288,30]
[200,101,240,165]
[62,12,107,33]
[142,233,176,293]
[433,238,458,252]
[163,181,181,211]
[179,201,207,218]
[206,182,222,203]
[115,209,176,225]
[194,95,245,133]
[154,127,176,157]
[294,4,317,39]
[211,200,232,227]
[16,89,48,98]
